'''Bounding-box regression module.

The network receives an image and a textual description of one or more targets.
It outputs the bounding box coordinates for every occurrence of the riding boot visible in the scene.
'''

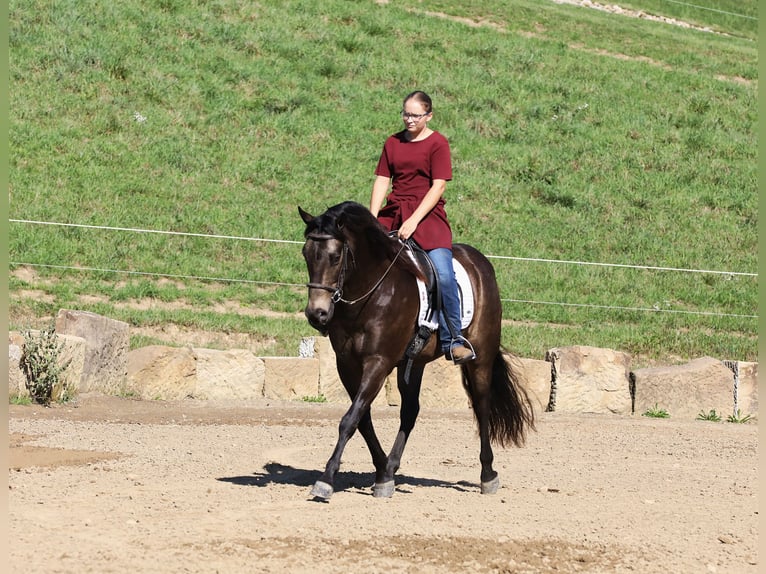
[449,343,476,365]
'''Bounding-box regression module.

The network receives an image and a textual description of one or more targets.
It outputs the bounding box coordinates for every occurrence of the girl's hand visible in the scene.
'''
[397,217,418,240]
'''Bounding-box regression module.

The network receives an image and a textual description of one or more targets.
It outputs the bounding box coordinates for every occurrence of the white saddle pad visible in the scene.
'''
[416,258,474,330]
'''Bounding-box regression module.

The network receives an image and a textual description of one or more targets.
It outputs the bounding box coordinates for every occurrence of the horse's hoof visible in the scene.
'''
[310,480,334,500]
[480,476,500,494]
[372,480,395,498]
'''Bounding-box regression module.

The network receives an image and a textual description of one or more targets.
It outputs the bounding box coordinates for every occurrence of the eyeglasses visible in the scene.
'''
[401,111,430,120]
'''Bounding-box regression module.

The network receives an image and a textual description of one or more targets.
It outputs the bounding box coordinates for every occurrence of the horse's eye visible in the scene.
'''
[329,253,341,266]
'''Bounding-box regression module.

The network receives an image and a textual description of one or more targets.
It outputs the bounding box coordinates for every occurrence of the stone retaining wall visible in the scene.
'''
[8,309,758,420]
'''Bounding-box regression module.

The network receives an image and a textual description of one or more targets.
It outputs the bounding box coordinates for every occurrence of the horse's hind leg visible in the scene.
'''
[477,405,501,494]
[373,362,424,498]
[464,361,500,494]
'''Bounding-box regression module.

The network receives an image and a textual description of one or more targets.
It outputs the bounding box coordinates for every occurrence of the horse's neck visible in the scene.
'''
[346,246,417,302]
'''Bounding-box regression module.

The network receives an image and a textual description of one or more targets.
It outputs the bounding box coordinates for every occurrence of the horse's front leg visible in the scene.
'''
[372,360,425,498]
[310,359,389,501]
[310,399,368,500]
[357,409,388,485]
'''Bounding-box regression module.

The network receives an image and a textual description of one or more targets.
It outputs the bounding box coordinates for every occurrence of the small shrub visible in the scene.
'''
[696,409,721,422]
[642,403,670,418]
[302,395,327,404]
[726,410,753,424]
[20,325,72,406]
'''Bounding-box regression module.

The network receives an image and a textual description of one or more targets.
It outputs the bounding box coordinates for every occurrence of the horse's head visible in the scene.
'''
[299,201,421,334]
[298,203,357,334]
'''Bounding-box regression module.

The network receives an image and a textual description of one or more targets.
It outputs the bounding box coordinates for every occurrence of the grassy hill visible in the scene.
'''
[8,0,758,365]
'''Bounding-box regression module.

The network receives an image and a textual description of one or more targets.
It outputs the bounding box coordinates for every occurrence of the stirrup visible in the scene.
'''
[447,337,476,365]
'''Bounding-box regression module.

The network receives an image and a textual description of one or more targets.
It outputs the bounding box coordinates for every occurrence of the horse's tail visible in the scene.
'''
[464,349,536,448]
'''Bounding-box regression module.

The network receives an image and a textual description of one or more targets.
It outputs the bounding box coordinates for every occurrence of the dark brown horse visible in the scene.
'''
[299,201,534,501]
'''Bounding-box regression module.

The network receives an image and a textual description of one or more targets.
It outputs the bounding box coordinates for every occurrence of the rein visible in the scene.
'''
[306,234,407,305]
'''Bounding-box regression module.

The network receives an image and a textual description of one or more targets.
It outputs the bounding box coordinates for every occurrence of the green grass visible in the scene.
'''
[696,409,722,422]
[615,0,757,40]
[642,403,670,418]
[9,395,33,406]
[726,409,753,424]
[8,0,757,365]
[695,408,754,424]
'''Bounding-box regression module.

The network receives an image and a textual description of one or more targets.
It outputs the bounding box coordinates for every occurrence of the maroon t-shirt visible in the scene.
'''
[374,130,453,250]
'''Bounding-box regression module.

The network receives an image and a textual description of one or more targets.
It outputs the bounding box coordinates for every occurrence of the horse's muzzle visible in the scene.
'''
[305,303,333,335]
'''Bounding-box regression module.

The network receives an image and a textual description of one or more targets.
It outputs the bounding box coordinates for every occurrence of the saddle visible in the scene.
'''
[401,238,441,360]
[389,233,475,373]
[391,236,477,381]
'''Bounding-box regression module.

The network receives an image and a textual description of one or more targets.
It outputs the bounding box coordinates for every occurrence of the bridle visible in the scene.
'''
[305,233,406,305]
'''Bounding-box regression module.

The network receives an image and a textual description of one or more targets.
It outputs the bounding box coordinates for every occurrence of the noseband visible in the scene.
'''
[305,233,406,305]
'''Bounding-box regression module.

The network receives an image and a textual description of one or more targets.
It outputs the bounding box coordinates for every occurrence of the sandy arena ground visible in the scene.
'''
[8,393,758,573]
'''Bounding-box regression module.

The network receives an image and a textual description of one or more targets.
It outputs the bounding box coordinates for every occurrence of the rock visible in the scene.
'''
[55,309,129,395]
[412,359,469,409]
[545,345,632,414]
[262,357,319,401]
[194,348,265,400]
[8,334,24,398]
[314,337,349,404]
[515,356,553,415]
[127,345,266,401]
[631,357,734,420]
[717,534,736,544]
[127,345,197,400]
[53,334,86,400]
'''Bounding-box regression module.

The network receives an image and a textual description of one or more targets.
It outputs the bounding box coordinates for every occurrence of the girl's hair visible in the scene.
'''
[403,90,432,113]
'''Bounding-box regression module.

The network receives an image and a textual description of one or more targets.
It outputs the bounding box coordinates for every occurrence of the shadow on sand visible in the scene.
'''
[217,462,477,496]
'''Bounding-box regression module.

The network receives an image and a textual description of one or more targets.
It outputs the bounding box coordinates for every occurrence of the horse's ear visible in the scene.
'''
[298,206,314,224]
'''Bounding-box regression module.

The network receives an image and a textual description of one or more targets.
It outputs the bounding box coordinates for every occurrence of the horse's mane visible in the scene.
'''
[302,201,377,239]
[305,201,424,280]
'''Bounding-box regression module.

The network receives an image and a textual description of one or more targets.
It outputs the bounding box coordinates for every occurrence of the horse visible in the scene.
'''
[298,201,535,501]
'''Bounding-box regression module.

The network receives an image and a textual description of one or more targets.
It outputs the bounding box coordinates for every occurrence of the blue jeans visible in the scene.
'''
[427,247,464,352]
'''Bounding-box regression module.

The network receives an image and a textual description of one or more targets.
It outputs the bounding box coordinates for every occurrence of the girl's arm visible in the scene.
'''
[397,179,446,240]
[369,175,391,218]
